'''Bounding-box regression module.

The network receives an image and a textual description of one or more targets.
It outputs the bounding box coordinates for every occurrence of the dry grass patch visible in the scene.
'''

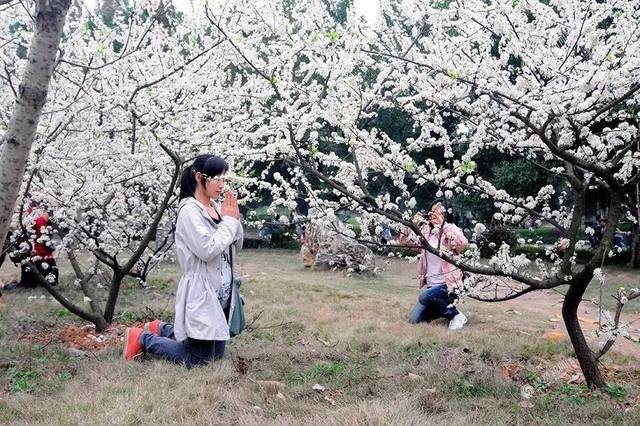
[1,249,639,424]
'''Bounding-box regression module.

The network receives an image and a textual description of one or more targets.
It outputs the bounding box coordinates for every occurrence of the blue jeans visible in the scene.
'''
[408,284,459,324]
[139,322,226,368]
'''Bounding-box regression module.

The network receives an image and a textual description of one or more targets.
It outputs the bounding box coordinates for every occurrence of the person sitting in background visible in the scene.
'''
[25,205,59,287]
[378,221,394,245]
[462,217,472,239]
[399,200,469,330]
[291,198,309,242]
[589,216,605,248]
[2,204,58,290]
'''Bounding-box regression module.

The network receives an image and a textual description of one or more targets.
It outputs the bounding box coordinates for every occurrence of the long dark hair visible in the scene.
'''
[179,155,229,200]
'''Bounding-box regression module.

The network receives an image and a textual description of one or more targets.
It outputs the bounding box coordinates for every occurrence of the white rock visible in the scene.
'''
[408,372,423,381]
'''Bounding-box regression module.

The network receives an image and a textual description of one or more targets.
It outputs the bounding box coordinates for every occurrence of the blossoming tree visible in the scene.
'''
[3,0,638,388]
[195,0,639,388]
[0,0,246,330]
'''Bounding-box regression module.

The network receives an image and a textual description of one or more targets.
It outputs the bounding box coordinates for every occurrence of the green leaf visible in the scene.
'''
[602,385,626,399]
[10,370,40,394]
[403,159,417,172]
[447,69,463,79]
[326,30,341,43]
[461,160,477,174]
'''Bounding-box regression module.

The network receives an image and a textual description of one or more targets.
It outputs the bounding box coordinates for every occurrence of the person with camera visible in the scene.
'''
[399,199,469,330]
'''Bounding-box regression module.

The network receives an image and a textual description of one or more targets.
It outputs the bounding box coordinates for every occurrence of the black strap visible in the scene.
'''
[226,245,234,308]
[211,204,222,224]
[229,245,234,282]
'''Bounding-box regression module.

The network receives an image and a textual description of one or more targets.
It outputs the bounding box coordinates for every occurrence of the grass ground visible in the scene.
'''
[1,249,639,425]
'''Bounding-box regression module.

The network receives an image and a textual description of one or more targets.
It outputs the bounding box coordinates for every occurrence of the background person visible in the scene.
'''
[399,200,469,330]
[2,205,58,290]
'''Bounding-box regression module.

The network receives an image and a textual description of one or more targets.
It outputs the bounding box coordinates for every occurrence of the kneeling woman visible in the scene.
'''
[123,154,243,367]
[399,200,469,330]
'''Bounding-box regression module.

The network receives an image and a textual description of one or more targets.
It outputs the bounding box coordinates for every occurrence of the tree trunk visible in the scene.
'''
[0,0,71,250]
[562,278,607,389]
[103,272,124,323]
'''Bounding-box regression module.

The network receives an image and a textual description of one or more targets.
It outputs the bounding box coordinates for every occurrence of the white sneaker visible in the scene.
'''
[448,313,468,330]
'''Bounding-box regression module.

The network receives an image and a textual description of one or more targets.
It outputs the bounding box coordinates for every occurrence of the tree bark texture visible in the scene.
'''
[0,0,71,252]
[564,192,624,388]
[562,277,607,389]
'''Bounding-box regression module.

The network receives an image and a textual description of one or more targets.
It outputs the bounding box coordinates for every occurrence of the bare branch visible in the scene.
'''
[595,289,640,360]
[128,40,223,104]
[469,285,538,302]
[67,248,103,315]
[26,260,107,330]
[590,82,640,124]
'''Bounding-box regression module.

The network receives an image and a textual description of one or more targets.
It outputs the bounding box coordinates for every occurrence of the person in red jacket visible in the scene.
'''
[4,204,59,289]
[23,206,59,287]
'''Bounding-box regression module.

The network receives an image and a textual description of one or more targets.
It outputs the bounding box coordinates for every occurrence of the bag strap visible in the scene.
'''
[229,244,234,283]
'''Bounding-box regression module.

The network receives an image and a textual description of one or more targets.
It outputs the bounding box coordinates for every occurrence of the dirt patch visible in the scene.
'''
[503,290,640,358]
[20,322,140,353]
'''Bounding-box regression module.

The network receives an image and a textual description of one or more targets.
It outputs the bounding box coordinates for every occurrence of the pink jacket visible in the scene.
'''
[399,222,468,289]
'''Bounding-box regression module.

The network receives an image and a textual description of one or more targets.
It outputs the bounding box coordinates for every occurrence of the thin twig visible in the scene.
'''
[244,309,264,330]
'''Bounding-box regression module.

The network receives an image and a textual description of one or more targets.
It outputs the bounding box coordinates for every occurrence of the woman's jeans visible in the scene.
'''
[139,322,226,368]
[408,284,459,324]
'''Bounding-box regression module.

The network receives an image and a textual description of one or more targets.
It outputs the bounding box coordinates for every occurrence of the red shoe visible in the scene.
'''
[123,327,144,361]
[143,320,162,336]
